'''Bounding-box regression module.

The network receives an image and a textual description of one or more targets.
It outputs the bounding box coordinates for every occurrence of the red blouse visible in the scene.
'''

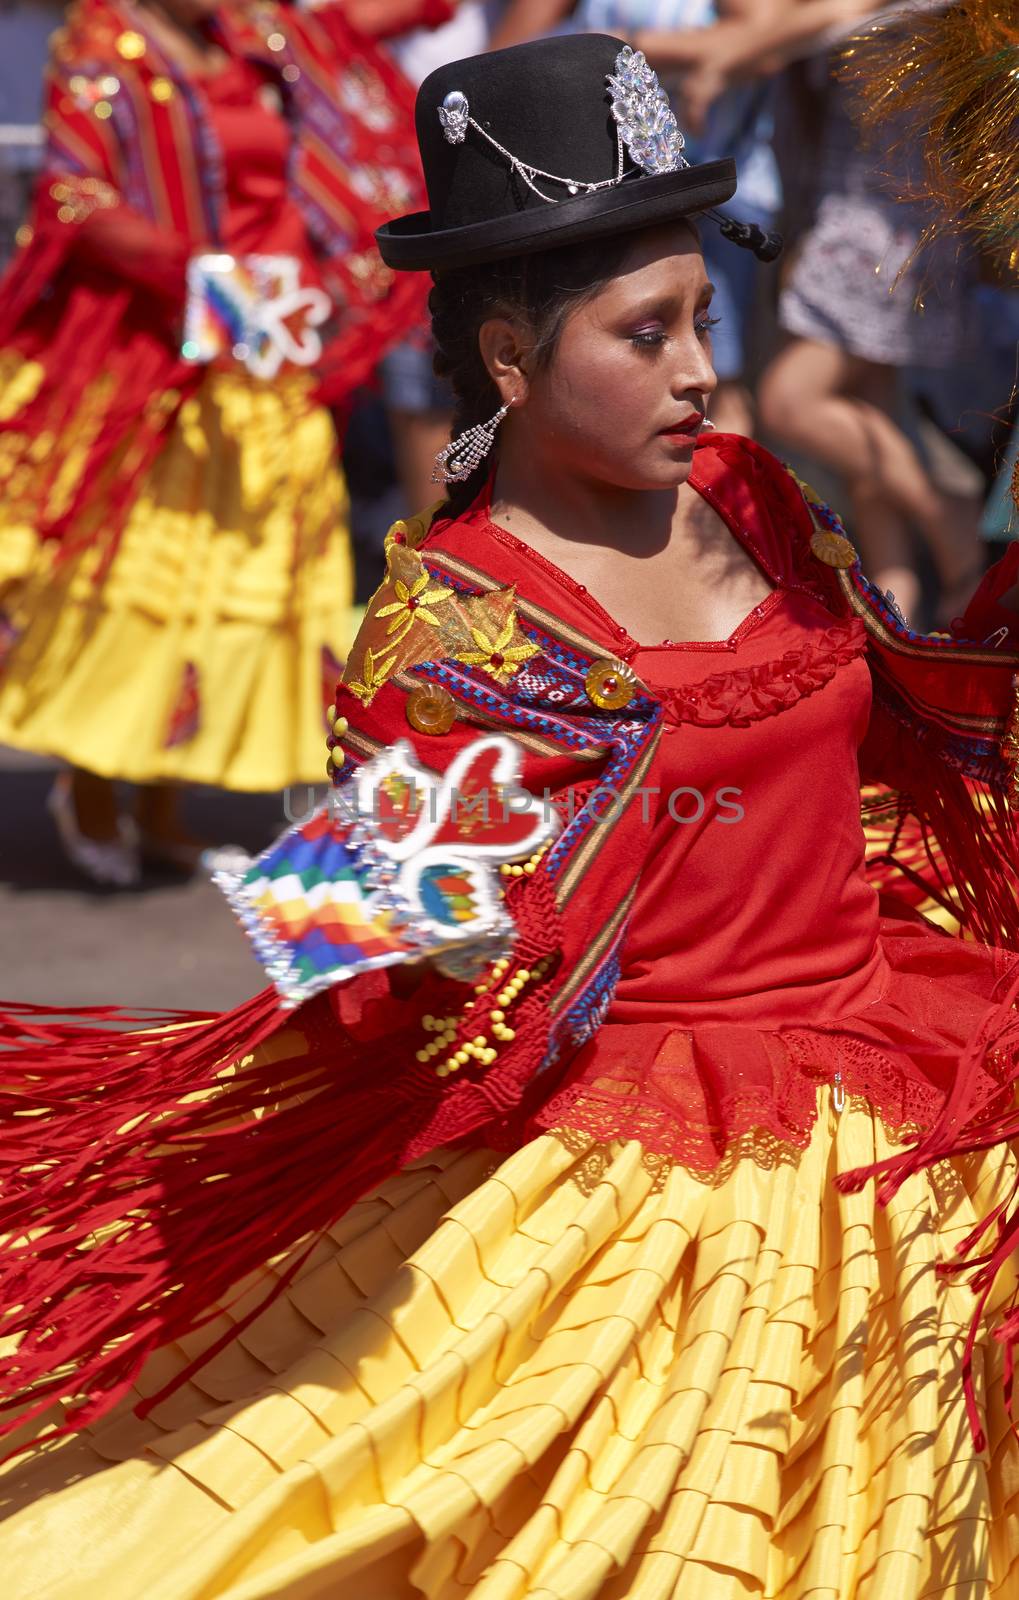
[423,436,1014,1169]
[616,597,882,1029]
[434,443,883,1025]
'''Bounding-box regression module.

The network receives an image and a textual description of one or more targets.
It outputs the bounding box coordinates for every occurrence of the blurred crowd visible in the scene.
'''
[0,0,1016,885]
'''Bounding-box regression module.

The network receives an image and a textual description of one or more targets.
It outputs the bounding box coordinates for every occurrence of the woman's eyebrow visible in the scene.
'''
[615,282,715,321]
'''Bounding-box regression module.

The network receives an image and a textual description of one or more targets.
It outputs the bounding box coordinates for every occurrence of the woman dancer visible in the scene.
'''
[3,32,1019,1598]
[0,0,430,882]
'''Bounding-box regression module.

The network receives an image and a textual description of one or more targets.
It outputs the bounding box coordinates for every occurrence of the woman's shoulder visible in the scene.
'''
[691,432,851,592]
[690,431,810,523]
[415,495,605,631]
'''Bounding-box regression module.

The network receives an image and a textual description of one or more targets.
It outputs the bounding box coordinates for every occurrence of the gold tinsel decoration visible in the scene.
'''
[841,1,1018,273]
[842,1,1018,526]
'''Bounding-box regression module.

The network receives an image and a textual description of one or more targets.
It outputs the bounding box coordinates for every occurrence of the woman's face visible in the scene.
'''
[494,223,718,492]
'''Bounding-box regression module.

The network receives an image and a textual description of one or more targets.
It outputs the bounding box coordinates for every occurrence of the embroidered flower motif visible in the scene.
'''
[342,553,537,706]
[346,643,397,705]
[375,571,454,642]
[456,615,539,681]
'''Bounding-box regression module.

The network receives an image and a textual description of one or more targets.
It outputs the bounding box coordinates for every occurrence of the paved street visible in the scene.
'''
[0,747,316,1012]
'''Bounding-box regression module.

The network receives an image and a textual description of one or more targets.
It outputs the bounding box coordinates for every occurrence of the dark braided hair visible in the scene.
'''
[429,234,634,513]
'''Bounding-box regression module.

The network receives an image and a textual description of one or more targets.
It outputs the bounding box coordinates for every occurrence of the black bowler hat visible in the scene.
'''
[376,34,744,273]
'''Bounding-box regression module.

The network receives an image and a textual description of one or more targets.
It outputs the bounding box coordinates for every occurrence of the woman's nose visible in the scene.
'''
[672,337,717,401]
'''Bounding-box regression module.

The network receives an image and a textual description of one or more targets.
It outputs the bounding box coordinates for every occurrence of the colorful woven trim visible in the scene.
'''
[214,734,560,1007]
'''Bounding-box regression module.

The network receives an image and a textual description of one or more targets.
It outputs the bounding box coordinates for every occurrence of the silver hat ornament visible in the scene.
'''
[436,45,687,205]
[606,46,688,177]
[438,89,469,145]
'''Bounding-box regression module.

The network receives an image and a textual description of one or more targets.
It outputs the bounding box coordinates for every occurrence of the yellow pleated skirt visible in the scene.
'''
[0,368,353,790]
[3,1092,1018,1598]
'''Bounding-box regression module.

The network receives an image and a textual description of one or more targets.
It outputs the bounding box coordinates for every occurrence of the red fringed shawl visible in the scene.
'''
[3,436,1019,1449]
[0,0,432,564]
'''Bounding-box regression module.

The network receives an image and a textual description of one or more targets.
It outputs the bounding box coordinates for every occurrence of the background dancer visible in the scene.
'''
[0,0,432,883]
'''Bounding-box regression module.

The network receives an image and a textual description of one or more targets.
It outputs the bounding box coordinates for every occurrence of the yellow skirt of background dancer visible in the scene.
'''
[0,368,353,791]
[2,1084,1019,1599]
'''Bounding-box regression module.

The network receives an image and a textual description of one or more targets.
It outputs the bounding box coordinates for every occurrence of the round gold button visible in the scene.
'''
[584,659,636,710]
[150,77,175,104]
[407,683,456,736]
[810,528,857,569]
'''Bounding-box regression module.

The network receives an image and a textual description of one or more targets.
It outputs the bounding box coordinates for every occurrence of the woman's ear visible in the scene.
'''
[478,316,531,409]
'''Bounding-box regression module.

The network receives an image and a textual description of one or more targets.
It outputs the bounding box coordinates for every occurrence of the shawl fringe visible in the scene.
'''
[0,876,563,1450]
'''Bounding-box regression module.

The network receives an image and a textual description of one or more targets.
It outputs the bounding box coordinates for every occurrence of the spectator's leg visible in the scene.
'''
[69,767,121,843]
[710,382,755,438]
[379,339,453,515]
[758,336,987,621]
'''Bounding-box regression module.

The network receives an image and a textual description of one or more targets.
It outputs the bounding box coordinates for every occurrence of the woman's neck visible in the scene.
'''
[490,448,685,561]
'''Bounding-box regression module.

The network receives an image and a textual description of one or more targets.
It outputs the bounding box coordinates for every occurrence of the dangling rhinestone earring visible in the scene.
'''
[432,401,511,485]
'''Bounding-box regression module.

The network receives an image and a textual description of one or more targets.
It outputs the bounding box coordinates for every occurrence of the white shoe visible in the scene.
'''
[47,774,141,888]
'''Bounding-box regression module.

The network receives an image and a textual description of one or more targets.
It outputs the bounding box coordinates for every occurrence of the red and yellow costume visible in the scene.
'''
[0,0,436,788]
[5,436,1019,1593]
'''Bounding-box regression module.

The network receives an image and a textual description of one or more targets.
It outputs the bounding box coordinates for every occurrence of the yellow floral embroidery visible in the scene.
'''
[342,544,459,705]
[456,614,540,681]
[375,569,455,643]
[341,547,540,707]
[346,643,397,705]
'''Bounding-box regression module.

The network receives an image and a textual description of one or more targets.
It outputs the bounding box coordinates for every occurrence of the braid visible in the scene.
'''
[428,234,634,514]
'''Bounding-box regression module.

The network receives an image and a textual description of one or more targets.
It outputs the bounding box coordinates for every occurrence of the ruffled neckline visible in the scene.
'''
[654,616,869,728]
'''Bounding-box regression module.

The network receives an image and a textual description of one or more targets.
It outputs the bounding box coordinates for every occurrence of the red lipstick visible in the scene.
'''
[659,412,704,441]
